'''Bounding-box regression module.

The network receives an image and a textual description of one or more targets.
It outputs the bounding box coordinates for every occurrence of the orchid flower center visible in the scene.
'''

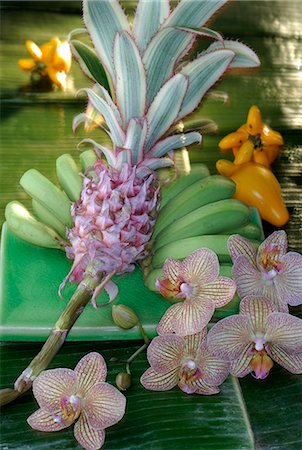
[179,282,193,297]
[250,349,274,379]
[258,244,284,280]
[55,394,82,426]
[179,359,202,386]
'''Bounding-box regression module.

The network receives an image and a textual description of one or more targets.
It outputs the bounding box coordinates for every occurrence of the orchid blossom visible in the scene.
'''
[228,231,302,312]
[207,296,302,379]
[141,329,230,395]
[19,38,72,90]
[156,248,236,336]
[27,352,126,450]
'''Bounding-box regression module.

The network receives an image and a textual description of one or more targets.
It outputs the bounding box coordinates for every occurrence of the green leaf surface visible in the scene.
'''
[70,40,111,93]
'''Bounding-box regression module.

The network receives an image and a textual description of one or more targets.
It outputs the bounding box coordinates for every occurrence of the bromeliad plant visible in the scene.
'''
[2,0,260,405]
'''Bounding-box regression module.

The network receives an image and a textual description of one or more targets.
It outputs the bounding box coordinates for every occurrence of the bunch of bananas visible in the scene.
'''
[4,150,97,249]
[144,164,263,293]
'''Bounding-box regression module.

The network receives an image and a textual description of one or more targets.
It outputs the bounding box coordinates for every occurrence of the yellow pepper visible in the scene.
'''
[219,105,284,167]
[18,38,72,90]
[216,160,289,227]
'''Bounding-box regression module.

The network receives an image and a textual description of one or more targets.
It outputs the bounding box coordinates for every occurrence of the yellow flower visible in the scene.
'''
[219,105,284,167]
[18,38,72,90]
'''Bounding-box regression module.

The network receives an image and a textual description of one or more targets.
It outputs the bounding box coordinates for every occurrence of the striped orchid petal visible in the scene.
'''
[113,32,146,127]
[240,296,276,332]
[265,312,302,354]
[228,234,258,265]
[143,27,192,106]
[206,40,260,68]
[177,49,235,120]
[197,277,236,308]
[162,259,181,285]
[274,252,302,306]
[145,73,188,151]
[198,351,230,386]
[184,329,207,356]
[140,367,179,391]
[195,382,220,396]
[207,315,253,361]
[147,334,185,373]
[32,369,77,413]
[257,230,288,268]
[133,0,170,52]
[266,345,302,374]
[230,348,254,377]
[27,408,70,432]
[83,382,126,430]
[79,139,117,168]
[83,0,130,81]
[147,131,201,159]
[74,412,105,450]
[85,88,125,146]
[158,298,215,336]
[181,248,220,284]
[164,0,228,29]
[124,118,148,164]
[74,352,107,397]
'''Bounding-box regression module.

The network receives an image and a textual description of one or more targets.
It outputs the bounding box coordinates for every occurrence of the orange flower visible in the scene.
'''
[18,38,72,90]
[219,105,284,167]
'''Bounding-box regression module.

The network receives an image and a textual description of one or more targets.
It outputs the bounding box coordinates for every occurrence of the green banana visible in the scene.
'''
[20,169,73,228]
[32,199,67,238]
[145,263,234,292]
[79,149,98,171]
[153,199,251,251]
[152,235,233,268]
[56,154,83,202]
[159,164,210,210]
[225,221,262,240]
[153,175,236,238]
[5,201,65,250]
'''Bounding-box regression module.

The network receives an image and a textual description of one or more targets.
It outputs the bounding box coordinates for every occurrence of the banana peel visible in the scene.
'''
[216,160,289,227]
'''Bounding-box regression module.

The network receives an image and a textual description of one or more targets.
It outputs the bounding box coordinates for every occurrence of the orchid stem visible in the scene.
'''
[0,268,115,407]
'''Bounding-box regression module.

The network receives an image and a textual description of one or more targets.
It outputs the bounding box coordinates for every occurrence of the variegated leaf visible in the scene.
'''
[164,0,228,29]
[70,40,111,93]
[143,27,192,106]
[79,138,117,167]
[133,0,170,52]
[145,73,188,151]
[85,88,125,146]
[113,32,146,128]
[72,113,87,133]
[178,49,234,120]
[124,118,148,164]
[147,131,201,158]
[83,0,130,80]
[92,83,122,126]
[206,40,260,68]
[175,26,224,44]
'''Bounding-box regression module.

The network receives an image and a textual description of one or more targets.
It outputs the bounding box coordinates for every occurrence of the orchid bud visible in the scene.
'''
[112,305,139,330]
[116,372,132,391]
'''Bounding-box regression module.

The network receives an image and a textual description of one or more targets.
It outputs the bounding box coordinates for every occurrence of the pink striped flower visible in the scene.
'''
[156,248,236,336]
[27,353,126,450]
[140,330,230,395]
[228,231,302,312]
[207,296,302,379]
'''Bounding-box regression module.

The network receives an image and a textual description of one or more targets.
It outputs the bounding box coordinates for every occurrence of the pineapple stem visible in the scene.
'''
[0,267,115,406]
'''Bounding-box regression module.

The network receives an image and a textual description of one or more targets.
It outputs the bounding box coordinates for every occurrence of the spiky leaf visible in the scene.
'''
[113,32,146,128]
[83,0,130,81]
[164,0,228,29]
[147,132,202,158]
[178,49,235,120]
[206,40,260,68]
[143,27,192,106]
[124,118,148,164]
[133,0,170,52]
[85,88,125,146]
[145,74,188,152]
[70,40,111,93]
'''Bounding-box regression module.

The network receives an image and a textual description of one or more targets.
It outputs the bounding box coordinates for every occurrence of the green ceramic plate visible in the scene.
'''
[0,208,263,342]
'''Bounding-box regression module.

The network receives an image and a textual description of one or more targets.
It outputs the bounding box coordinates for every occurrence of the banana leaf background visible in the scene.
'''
[0,1,301,449]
